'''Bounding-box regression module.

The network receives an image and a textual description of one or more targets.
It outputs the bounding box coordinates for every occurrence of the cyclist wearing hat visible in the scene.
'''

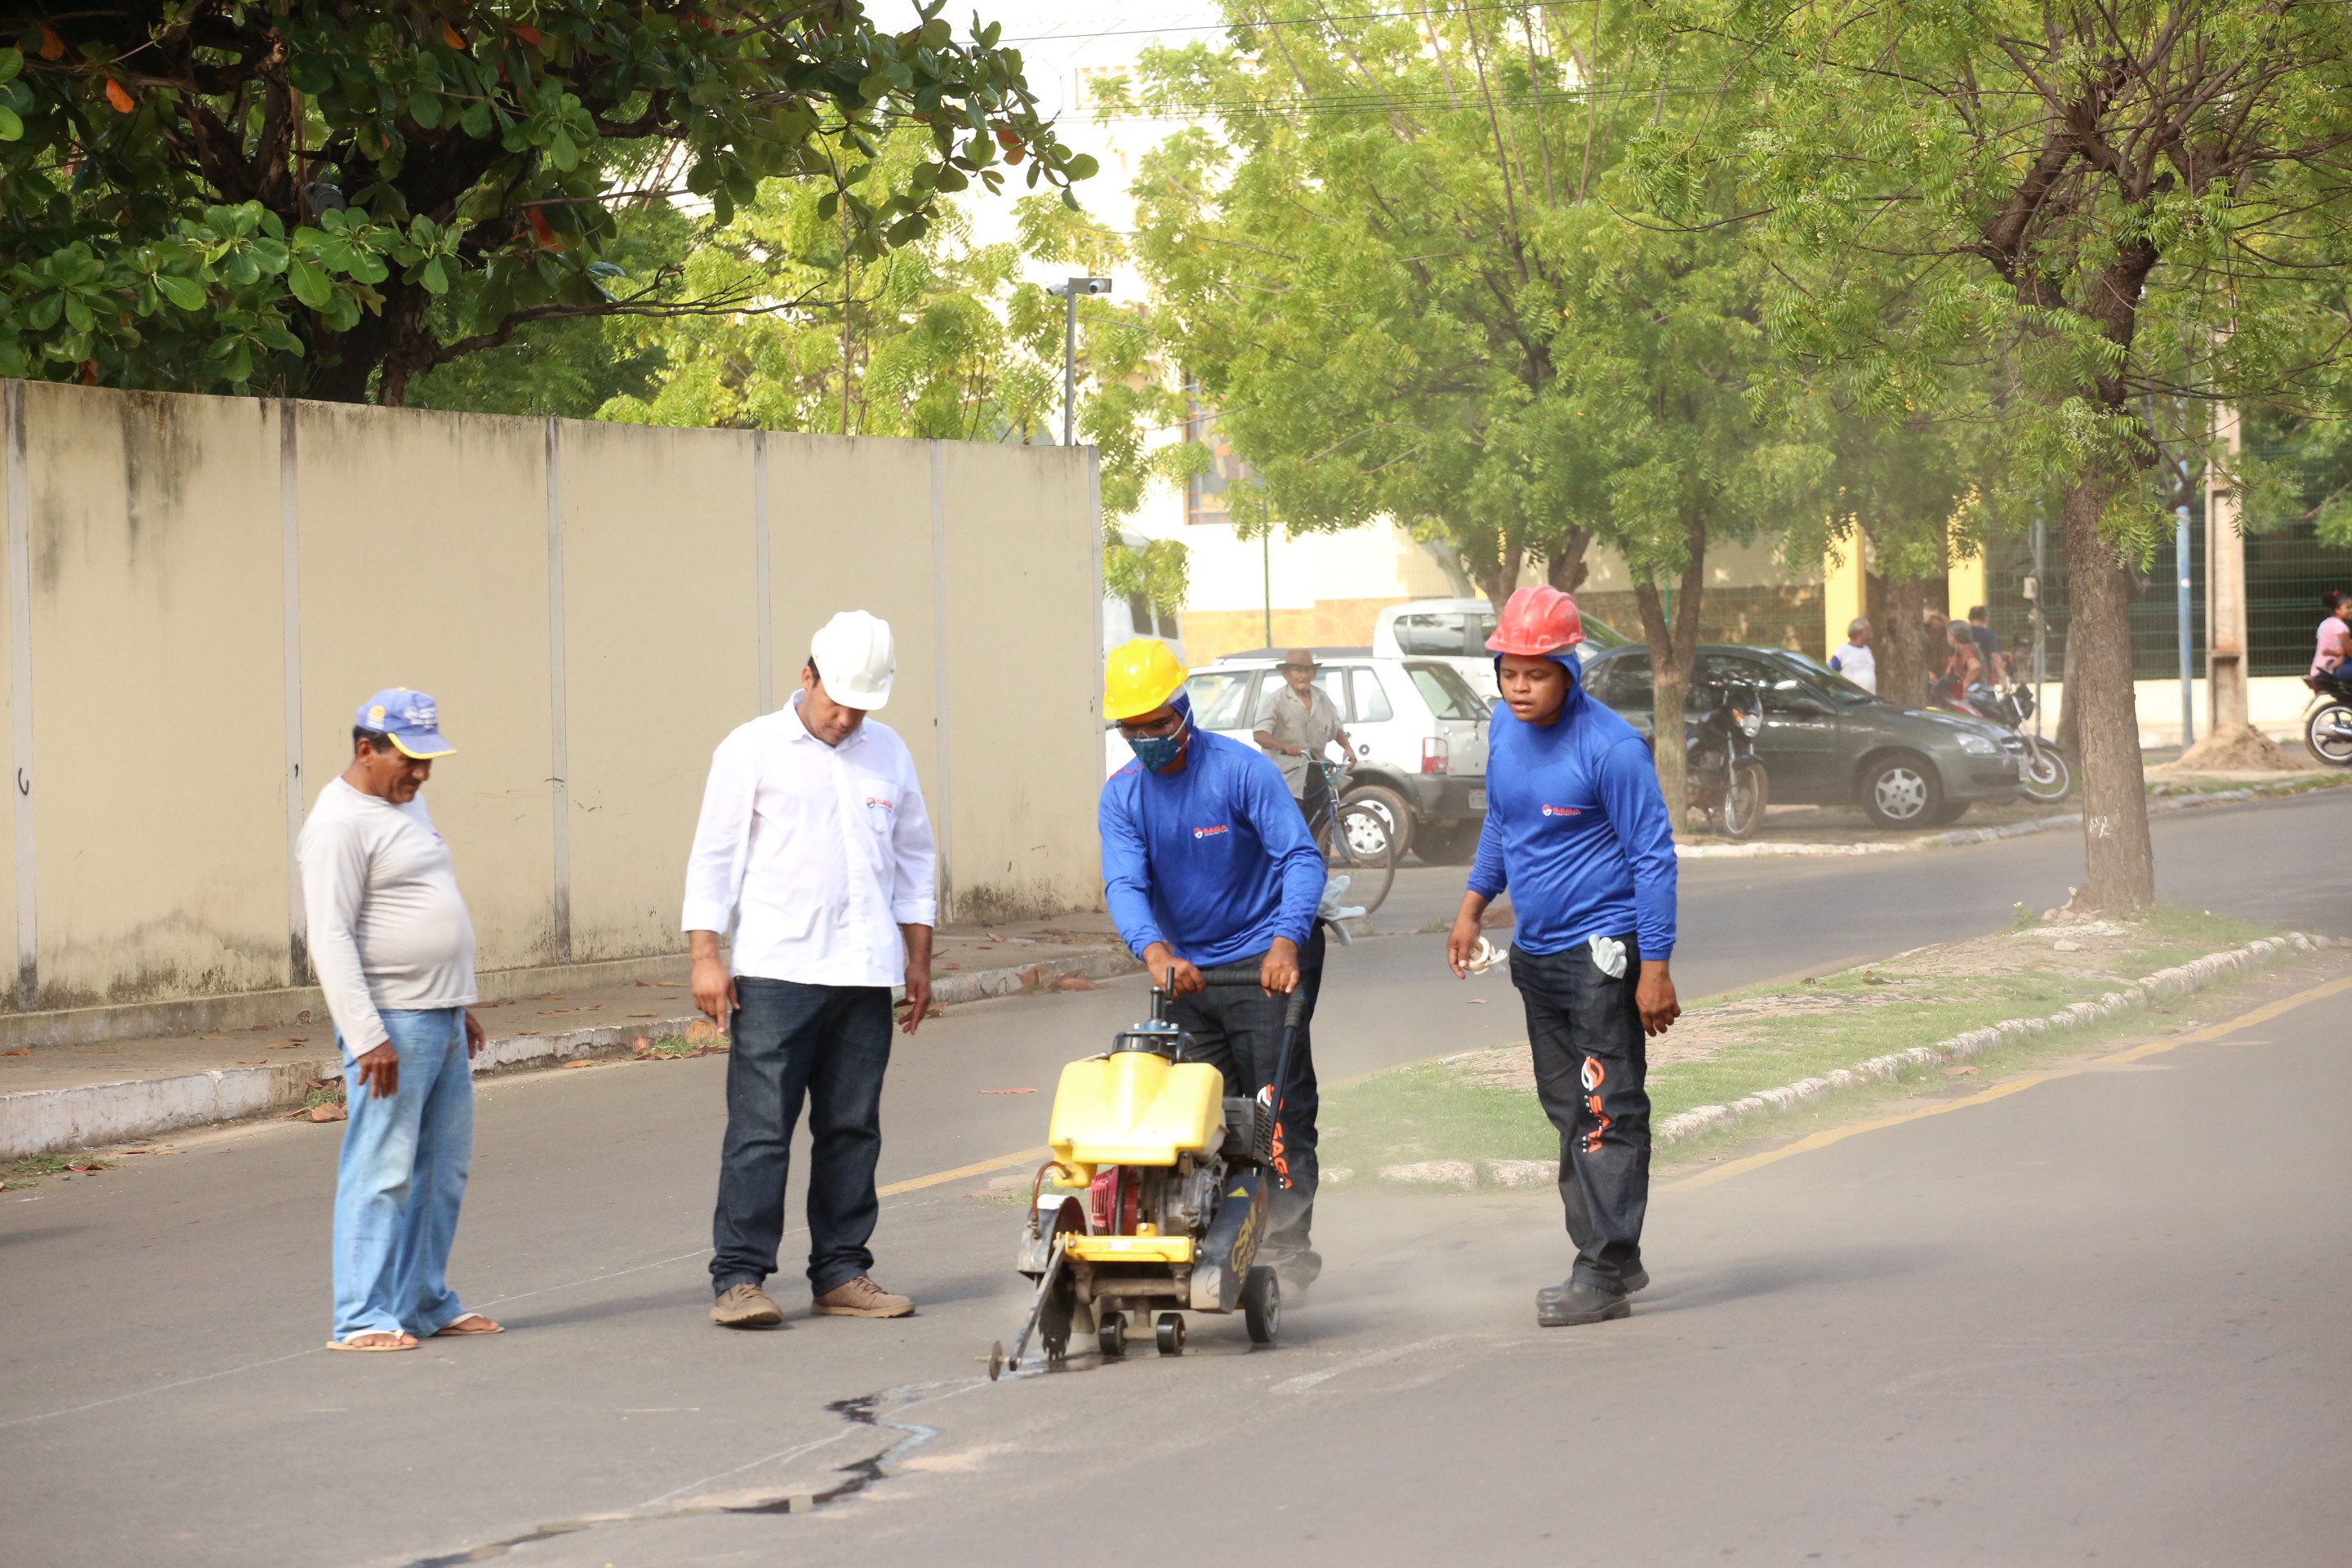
[1445,587,1680,1327]
[1099,639,1330,1296]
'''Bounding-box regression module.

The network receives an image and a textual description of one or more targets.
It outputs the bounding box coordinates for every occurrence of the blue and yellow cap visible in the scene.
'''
[357,688,454,759]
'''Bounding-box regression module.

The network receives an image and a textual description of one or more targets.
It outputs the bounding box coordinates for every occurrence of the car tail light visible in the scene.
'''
[1421,737,1449,774]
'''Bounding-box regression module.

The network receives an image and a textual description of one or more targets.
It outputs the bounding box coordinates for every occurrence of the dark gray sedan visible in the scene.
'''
[1579,644,2024,827]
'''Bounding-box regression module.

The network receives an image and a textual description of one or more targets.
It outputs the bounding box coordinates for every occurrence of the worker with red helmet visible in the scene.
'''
[1446,586,1681,1327]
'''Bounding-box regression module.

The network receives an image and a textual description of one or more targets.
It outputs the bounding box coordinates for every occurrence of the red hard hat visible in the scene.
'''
[1486,586,1585,657]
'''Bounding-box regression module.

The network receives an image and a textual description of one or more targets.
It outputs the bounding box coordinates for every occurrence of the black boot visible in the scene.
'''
[1536,1278,1629,1326]
[1539,1263,1647,1305]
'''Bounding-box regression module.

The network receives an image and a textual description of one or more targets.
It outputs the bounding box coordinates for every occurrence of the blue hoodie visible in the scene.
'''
[1101,721,1325,969]
[1468,657,1678,958]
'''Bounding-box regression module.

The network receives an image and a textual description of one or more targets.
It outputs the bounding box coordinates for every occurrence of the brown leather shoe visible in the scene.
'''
[710,1282,785,1328]
[810,1276,915,1318]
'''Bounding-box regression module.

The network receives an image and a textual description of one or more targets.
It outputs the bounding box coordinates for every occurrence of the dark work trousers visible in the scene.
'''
[710,978,893,1298]
[1510,938,1650,1291]
[1167,924,1327,1282]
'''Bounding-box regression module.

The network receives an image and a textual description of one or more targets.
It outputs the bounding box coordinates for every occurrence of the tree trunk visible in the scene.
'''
[2060,475,2155,911]
[1633,525,1708,839]
[1544,526,1593,594]
[1473,540,1526,613]
[1878,573,1938,710]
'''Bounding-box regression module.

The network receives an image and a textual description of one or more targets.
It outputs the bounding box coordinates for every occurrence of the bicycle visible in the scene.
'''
[1303,756,1396,916]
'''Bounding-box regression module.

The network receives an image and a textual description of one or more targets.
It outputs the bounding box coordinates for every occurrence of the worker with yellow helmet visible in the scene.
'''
[1098,638,1331,1298]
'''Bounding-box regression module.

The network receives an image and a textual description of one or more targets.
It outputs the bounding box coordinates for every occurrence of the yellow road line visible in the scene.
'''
[1667,969,2352,1192]
[877,1146,1050,1198]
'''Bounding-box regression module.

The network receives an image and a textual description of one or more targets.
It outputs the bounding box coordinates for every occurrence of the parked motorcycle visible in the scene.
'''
[1686,681,1769,840]
[1950,683,2071,802]
[2304,668,2352,766]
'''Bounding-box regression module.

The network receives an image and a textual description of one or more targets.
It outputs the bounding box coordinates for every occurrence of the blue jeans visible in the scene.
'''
[332,1008,474,1341]
[710,979,893,1298]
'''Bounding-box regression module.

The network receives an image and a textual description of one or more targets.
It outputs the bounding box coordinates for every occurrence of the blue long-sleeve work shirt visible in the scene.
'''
[1101,729,1325,969]
[1469,664,1678,959]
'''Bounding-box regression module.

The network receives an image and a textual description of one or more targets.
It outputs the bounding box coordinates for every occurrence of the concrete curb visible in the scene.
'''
[1676,774,2348,859]
[0,947,1143,1161]
[1654,931,2332,1146]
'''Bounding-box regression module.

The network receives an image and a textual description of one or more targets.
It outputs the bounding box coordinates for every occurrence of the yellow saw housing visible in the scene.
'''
[1047,1049,1225,1176]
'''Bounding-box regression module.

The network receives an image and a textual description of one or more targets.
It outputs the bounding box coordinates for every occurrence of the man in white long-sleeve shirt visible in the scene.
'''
[299,688,501,1352]
[684,611,938,1329]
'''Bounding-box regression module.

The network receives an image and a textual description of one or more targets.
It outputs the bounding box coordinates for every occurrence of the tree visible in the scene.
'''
[592,144,1199,608]
[0,0,1093,402]
[1128,3,1820,818]
[1690,0,2352,908]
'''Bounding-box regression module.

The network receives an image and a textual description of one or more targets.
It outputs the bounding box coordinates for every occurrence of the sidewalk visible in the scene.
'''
[0,914,1139,1162]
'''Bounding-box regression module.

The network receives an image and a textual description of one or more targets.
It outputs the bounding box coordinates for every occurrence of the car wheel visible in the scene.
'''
[1340,782,1414,862]
[1926,800,1971,826]
[1859,753,1941,829]
[1414,818,1483,864]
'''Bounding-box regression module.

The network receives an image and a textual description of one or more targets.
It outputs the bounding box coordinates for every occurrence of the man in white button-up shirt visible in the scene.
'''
[683,611,937,1329]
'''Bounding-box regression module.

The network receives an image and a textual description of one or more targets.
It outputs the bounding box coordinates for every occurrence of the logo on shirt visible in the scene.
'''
[1540,804,1583,817]
[1192,824,1230,840]
[864,795,896,813]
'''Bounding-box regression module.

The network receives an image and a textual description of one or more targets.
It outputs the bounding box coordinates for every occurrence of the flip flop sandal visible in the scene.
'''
[433,1313,504,1336]
[326,1332,417,1352]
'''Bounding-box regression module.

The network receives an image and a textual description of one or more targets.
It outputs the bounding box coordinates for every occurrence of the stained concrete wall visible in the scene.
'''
[0,381,1099,1013]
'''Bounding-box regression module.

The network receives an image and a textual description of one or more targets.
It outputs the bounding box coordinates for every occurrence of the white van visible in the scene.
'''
[1371,597,1632,699]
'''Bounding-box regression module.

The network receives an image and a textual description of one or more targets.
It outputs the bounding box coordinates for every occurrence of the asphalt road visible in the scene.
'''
[2,787,2345,1567]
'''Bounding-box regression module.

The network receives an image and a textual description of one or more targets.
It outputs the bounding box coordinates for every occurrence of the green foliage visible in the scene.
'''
[1125,3,1821,608]
[1680,0,2352,527]
[0,2,1090,402]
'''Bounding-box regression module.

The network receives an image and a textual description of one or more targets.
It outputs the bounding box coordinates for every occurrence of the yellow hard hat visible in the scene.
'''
[1103,638,1188,722]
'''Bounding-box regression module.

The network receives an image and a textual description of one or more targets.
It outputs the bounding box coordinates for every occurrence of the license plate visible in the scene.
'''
[1468,790,1486,811]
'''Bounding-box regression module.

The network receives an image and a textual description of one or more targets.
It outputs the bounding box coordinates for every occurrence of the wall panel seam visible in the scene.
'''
[279,403,308,983]
[929,440,953,923]
[755,430,773,715]
[4,382,31,1006]
[545,417,572,963]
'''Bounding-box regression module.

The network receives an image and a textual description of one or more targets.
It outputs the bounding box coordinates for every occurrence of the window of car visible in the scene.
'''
[1343,667,1394,723]
[1393,611,1495,656]
[1404,661,1489,720]
[1586,652,1653,710]
[1771,649,1879,704]
[1186,668,1267,730]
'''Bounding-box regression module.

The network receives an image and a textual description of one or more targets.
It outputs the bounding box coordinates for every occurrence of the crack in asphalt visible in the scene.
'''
[396,1378,971,1568]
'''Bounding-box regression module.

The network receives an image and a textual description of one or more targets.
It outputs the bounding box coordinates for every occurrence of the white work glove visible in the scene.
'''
[1588,933,1628,979]
[1318,875,1366,945]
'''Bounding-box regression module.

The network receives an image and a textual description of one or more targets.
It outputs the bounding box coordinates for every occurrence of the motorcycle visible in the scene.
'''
[1949,681,2071,802]
[1686,681,1769,840]
[2304,668,2352,766]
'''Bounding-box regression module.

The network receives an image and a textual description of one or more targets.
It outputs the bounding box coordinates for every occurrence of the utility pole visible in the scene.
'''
[2206,404,2249,738]
[1262,526,1272,648]
[1045,277,1113,446]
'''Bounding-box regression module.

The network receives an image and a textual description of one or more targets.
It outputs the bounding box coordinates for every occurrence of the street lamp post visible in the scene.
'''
[1045,276,1114,446]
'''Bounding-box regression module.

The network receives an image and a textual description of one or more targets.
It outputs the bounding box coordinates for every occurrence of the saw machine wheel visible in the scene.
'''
[1097,1311,1128,1359]
[1241,1266,1281,1346]
[1155,1312,1187,1356]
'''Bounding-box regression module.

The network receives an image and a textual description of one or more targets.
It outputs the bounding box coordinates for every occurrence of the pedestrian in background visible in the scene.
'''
[1252,648,1353,828]
[1942,619,1986,702]
[1829,617,1877,694]
[2311,590,2348,678]
[1966,605,2004,683]
[684,611,936,1330]
[301,689,501,1352]
[1447,588,1680,1328]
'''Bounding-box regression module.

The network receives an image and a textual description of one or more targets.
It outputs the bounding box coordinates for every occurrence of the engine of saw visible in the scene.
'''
[997,973,1290,1371]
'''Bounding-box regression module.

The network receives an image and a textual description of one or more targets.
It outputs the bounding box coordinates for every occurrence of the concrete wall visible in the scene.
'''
[0,381,1099,1013]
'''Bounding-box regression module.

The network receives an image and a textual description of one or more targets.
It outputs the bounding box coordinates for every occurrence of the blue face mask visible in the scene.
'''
[1126,694,1192,772]
[1127,719,1188,772]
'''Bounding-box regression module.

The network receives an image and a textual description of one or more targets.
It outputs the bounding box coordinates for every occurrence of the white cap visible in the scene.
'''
[809,610,896,710]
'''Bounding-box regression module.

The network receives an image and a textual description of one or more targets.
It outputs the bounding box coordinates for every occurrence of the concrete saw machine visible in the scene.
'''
[989,964,1303,1376]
